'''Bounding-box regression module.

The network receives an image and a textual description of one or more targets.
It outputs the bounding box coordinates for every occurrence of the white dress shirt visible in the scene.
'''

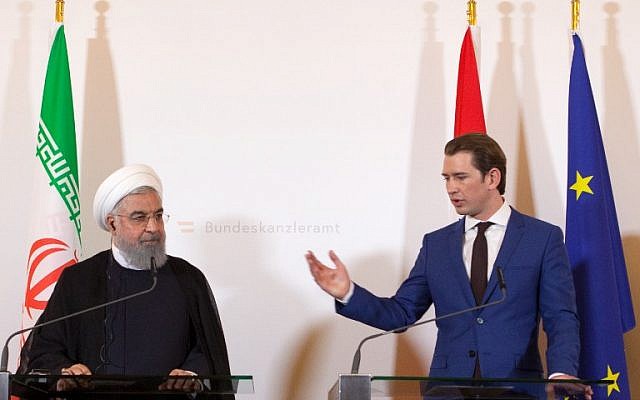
[462,199,511,281]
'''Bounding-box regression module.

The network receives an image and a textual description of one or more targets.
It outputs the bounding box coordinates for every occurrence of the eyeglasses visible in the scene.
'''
[114,212,170,226]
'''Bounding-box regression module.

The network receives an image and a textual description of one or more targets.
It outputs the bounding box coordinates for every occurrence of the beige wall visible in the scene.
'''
[0,1,638,398]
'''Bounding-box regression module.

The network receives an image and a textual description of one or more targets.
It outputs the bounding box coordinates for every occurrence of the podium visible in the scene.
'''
[0,372,253,399]
[328,374,612,399]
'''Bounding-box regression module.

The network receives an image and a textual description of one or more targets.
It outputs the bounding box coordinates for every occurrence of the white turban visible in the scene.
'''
[93,164,163,231]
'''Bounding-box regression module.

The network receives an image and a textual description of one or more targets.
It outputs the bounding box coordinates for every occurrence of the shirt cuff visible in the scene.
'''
[548,372,567,379]
[337,281,355,304]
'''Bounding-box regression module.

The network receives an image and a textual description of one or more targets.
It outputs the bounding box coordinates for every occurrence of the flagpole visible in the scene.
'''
[571,0,580,32]
[467,0,477,26]
[466,0,480,74]
[56,0,65,23]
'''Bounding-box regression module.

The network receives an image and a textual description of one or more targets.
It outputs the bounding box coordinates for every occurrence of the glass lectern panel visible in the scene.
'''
[9,374,253,399]
[371,376,610,399]
[330,374,611,400]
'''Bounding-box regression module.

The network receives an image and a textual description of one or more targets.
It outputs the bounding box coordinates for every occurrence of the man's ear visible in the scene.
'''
[487,167,501,190]
[106,215,116,232]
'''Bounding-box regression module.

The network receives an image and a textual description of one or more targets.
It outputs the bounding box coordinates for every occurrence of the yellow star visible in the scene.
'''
[603,365,620,396]
[569,171,594,200]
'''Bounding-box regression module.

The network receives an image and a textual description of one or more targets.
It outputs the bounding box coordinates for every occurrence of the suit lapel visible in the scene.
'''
[448,218,477,306]
[483,208,526,303]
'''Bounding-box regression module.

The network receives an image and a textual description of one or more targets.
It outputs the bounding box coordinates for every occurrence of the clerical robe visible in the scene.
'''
[19,250,233,399]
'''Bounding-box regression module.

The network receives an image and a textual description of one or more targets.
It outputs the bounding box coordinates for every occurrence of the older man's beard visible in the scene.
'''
[114,233,168,270]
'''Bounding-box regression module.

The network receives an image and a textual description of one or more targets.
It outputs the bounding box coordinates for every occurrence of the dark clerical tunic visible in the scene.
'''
[101,261,208,375]
[19,250,233,399]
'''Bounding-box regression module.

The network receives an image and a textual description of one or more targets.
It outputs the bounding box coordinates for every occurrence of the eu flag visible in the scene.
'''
[566,33,635,399]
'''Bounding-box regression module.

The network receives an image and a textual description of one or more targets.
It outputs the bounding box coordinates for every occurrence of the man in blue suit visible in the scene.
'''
[306,134,592,399]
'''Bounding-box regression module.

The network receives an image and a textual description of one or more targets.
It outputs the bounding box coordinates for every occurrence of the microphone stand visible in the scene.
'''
[350,268,507,374]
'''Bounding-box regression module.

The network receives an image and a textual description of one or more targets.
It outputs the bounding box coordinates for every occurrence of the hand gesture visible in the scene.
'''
[306,250,351,300]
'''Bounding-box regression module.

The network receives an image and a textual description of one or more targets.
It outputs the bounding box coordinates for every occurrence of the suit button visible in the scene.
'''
[468,350,476,357]
[476,317,484,324]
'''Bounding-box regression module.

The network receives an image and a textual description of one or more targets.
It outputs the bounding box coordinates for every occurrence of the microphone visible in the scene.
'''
[150,256,158,279]
[0,257,159,372]
[350,267,507,374]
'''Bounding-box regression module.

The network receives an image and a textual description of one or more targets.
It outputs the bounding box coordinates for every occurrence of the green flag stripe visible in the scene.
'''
[37,24,81,242]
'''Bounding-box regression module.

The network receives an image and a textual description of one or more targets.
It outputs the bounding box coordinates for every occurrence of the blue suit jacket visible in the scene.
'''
[337,208,580,378]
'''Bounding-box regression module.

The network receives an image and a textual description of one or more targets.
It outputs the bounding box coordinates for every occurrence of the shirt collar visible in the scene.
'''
[464,199,512,233]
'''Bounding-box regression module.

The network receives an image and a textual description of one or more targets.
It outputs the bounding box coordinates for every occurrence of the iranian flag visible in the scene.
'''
[22,24,81,333]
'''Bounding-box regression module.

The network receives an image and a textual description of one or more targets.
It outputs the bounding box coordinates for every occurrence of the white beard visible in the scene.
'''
[114,235,167,269]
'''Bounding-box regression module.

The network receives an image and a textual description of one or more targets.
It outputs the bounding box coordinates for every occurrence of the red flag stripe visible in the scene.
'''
[454,27,486,137]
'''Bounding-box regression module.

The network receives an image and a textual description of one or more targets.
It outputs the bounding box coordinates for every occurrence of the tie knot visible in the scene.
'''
[475,221,493,235]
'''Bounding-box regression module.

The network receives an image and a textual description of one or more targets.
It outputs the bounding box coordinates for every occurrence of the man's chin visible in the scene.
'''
[452,205,467,215]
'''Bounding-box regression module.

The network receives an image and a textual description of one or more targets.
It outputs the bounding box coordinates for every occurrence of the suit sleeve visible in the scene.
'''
[538,226,580,376]
[336,235,434,331]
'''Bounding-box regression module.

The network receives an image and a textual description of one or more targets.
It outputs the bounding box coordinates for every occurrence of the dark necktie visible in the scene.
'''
[470,222,492,305]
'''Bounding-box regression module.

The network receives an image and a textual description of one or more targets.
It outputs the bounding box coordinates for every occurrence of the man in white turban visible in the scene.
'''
[93,164,167,269]
[19,165,233,399]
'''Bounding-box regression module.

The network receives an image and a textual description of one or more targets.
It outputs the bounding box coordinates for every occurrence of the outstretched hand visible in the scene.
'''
[306,250,351,300]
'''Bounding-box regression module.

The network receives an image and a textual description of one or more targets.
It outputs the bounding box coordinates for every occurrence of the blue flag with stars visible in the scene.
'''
[566,33,635,399]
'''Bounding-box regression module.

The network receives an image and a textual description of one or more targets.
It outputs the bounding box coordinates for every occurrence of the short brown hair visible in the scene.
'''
[444,134,507,194]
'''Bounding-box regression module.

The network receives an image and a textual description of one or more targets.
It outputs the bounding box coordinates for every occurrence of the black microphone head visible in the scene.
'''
[1,344,9,372]
[497,267,507,292]
[150,257,158,277]
[350,349,361,374]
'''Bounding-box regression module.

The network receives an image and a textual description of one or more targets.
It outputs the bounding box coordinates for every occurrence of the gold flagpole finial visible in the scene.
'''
[571,0,580,32]
[467,0,478,26]
[56,0,65,23]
